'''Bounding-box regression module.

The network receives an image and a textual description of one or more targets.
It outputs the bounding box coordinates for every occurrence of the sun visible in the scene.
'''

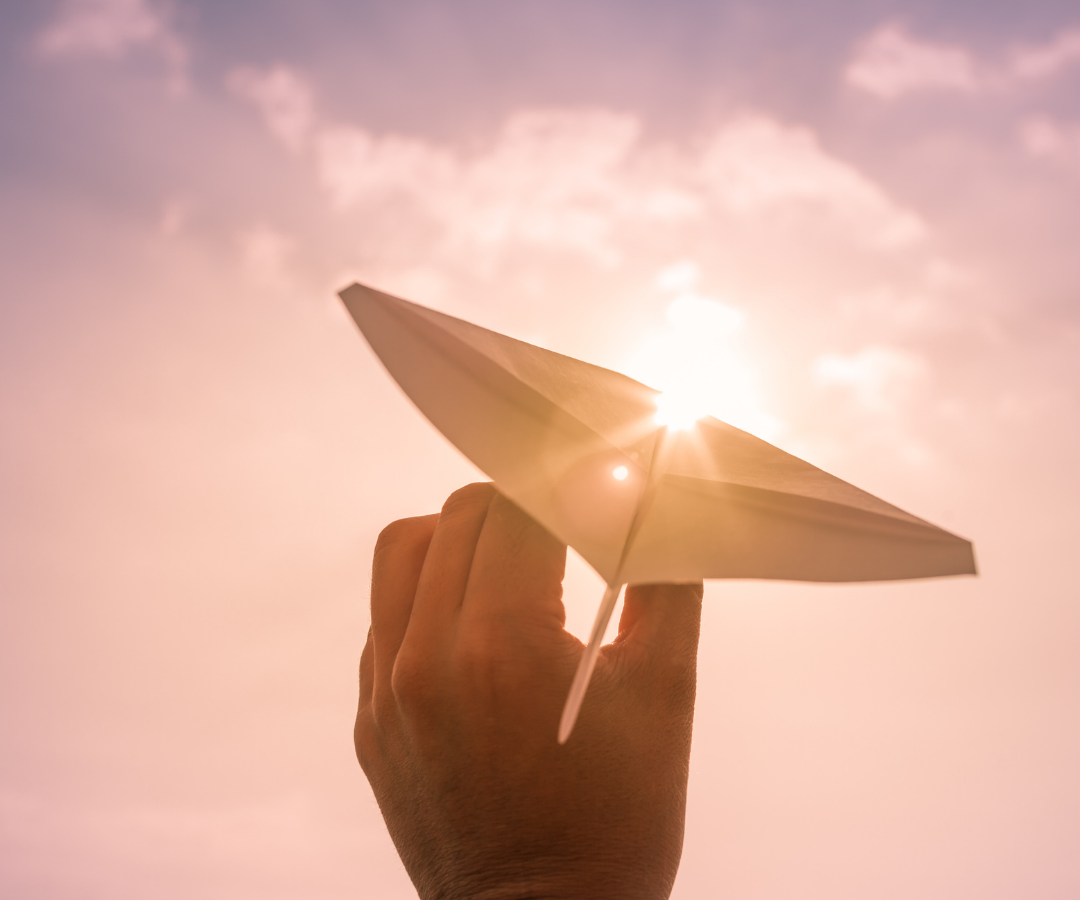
[652,390,709,431]
[621,270,784,442]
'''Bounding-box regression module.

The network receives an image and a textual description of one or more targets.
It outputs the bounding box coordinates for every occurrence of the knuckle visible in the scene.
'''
[390,650,442,711]
[359,630,374,690]
[369,688,398,732]
[453,625,516,691]
[353,709,378,774]
[455,626,496,672]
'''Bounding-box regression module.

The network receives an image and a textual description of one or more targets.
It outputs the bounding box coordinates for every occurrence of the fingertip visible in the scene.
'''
[408,484,496,627]
[463,490,568,629]
[613,583,702,714]
[371,514,439,612]
[439,481,497,523]
[487,490,566,562]
[617,582,703,654]
[373,514,440,569]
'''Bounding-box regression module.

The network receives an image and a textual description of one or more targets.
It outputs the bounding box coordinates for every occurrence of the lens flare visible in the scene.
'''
[612,465,629,480]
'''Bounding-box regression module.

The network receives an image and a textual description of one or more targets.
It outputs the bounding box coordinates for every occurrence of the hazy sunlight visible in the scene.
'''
[625,261,783,441]
[653,390,709,431]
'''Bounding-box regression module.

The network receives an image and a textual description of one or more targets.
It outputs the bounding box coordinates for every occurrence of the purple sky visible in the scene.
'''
[2,1,1079,897]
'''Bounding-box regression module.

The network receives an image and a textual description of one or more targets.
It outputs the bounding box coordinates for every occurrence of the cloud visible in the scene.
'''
[814,345,928,415]
[228,66,315,155]
[315,109,650,268]
[1019,116,1080,161]
[225,83,954,468]
[315,126,457,208]
[1011,27,1080,80]
[225,66,926,268]
[845,23,979,99]
[308,107,924,271]
[231,85,951,461]
[810,345,935,466]
[696,115,926,246]
[847,22,1080,102]
[37,0,186,90]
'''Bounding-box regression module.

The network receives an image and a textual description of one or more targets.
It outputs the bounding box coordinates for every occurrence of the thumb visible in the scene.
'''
[614,582,703,667]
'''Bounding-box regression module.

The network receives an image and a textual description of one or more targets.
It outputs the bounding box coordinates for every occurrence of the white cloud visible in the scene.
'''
[654,259,700,293]
[1019,116,1080,160]
[311,108,924,270]
[316,126,458,208]
[231,88,946,460]
[228,66,315,155]
[814,345,927,415]
[810,345,936,466]
[1011,28,1080,79]
[37,0,186,90]
[845,23,979,99]
[39,0,162,56]
[847,22,1080,103]
[224,89,949,462]
[316,109,651,268]
[697,115,926,247]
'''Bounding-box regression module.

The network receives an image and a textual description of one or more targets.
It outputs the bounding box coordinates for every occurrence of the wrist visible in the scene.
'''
[417,855,674,900]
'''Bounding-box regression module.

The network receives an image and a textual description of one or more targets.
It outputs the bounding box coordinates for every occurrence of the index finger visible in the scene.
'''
[462,491,568,635]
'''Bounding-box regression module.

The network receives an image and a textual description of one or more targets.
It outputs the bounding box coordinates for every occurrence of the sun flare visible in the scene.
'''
[653,390,709,431]
[623,264,784,442]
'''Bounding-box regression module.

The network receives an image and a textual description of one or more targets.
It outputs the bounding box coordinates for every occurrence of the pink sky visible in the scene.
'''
[2,1,1079,897]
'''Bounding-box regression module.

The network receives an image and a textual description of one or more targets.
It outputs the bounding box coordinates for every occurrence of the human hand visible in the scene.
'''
[355,483,703,900]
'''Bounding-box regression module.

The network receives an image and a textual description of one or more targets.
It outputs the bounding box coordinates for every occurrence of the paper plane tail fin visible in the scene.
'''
[558,582,623,744]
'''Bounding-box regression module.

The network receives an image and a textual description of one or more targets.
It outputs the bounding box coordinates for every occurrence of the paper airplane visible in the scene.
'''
[339,282,976,741]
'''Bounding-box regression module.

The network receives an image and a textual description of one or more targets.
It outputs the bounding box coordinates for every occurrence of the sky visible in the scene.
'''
[1,0,1079,897]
